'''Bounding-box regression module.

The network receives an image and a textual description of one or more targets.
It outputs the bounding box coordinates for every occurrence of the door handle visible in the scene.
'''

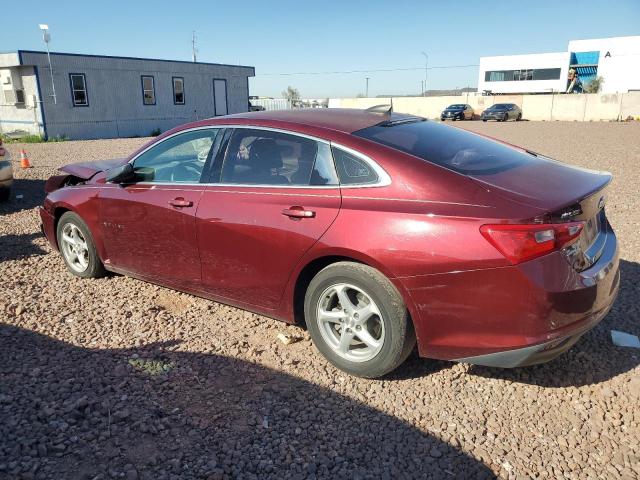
[169,197,193,208]
[282,206,315,218]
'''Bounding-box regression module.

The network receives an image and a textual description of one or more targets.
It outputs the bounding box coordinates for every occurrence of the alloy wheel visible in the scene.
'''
[60,223,90,273]
[316,283,385,362]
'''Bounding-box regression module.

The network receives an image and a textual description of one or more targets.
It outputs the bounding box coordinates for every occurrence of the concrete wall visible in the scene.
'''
[17,51,255,140]
[328,92,640,121]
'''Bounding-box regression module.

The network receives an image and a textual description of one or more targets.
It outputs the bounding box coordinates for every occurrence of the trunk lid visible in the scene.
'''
[469,154,612,271]
[468,153,612,217]
[60,158,125,180]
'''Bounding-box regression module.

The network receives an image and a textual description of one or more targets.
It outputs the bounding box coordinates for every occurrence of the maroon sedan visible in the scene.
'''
[40,108,619,378]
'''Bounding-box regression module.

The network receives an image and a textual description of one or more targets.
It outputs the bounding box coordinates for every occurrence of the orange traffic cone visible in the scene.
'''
[20,149,32,169]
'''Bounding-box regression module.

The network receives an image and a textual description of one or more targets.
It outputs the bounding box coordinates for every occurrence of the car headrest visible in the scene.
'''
[249,139,282,170]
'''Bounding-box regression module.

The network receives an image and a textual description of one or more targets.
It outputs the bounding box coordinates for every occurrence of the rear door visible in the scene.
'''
[196,127,341,310]
[98,128,220,289]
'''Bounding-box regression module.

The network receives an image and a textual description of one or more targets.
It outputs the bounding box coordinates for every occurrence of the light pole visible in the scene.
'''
[39,24,57,104]
[421,51,428,97]
[365,77,370,97]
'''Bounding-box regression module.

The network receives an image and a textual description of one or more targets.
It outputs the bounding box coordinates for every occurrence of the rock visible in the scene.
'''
[112,409,130,422]
[276,333,302,345]
[125,469,138,480]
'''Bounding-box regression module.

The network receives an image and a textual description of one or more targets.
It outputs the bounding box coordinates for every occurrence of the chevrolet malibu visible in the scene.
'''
[40,108,619,378]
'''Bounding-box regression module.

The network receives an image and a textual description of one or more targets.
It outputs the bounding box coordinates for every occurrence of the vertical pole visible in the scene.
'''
[365,77,370,97]
[421,52,428,97]
[44,41,57,104]
[192,31,197,63]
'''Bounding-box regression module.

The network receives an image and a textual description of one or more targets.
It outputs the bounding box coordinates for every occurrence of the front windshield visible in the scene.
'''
[490,104,509,110]
[448,104,465,109]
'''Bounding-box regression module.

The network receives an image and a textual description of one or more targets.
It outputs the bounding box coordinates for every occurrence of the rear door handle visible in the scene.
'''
[282,206,316,218]
[169,197,193,208]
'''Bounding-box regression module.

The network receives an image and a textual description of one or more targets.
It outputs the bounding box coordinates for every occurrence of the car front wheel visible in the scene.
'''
[56,211,106,278]
[305,262,415,378]
[0,188,9,202]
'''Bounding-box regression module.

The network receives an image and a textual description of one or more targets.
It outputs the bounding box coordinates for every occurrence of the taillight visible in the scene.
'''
[480,222,584,265]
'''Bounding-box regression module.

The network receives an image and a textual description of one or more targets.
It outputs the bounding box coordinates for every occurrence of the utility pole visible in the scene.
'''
[421,51,428,97]
[421,80,424,96]
[39,24,56,104]
[192,31,197,62]
[365,77,370,97]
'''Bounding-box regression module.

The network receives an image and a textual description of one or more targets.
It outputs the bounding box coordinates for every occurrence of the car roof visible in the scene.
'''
[199,108,406,134]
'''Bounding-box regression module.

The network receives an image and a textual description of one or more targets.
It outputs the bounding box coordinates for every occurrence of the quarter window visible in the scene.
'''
[69,74,88,106]
[141,75,155,105]
[331,147,379,185]
[132,129,219,183]
[220,129,338,186]
[173,77,185,105]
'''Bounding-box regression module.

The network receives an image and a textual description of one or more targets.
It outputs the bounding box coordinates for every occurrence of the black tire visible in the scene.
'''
[56,211,106,278]
[0,188,9,202]
[304,262,416,378]
[482,119,487,122]
[516,113,522,121]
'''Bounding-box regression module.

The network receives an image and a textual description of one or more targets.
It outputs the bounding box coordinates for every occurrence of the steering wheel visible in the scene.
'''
[170,163,201,182]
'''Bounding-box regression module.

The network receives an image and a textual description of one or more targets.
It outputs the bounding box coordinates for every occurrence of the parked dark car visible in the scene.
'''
[440,104,473,121]
[481,103,522,122]
[249,96,266,112]
[0,139,13,201]
[40,108,619,378]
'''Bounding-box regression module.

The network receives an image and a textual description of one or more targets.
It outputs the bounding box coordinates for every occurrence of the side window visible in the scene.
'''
[220,129,338,186]
[133,129,219,183]
[141,75,155,105]
[331,147,379,185]
[69,74,88,107]
[173,77,185,105]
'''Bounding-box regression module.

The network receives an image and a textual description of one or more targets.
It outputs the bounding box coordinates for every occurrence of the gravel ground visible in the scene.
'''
[1,122,639,480]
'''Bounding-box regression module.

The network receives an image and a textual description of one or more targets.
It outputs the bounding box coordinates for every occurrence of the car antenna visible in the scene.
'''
[365,103,393,114]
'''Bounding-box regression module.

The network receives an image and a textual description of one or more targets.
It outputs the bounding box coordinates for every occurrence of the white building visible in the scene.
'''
[478,36,640,95]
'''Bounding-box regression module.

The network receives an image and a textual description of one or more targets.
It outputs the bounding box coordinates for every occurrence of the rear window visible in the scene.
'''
[353,120,535,175]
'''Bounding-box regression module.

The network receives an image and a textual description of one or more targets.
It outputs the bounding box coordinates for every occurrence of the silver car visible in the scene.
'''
[0,143,13,201]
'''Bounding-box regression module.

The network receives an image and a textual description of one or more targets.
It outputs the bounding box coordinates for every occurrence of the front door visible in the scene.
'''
[196,127,342,310]
[98,128,220,289]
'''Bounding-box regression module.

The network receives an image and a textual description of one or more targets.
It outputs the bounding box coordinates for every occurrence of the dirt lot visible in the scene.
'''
[1,122,639,479]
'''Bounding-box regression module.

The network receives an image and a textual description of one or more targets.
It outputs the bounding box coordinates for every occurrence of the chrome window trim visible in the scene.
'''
[123,124,392,189]
[329,142,392,188]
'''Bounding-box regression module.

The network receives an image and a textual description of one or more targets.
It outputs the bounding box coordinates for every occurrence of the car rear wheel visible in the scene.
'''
[0,188,9,202]
[56,211,106,278]
[305,262,415,378]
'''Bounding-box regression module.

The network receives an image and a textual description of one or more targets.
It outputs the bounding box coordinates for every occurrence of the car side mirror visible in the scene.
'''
[106,163,135,183]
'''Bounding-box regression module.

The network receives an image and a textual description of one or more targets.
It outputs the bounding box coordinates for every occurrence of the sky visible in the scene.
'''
[1,0,638,98]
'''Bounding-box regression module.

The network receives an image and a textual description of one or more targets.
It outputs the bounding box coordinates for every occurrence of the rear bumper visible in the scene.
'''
[452,298,614,367]
[402,226,620,366]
